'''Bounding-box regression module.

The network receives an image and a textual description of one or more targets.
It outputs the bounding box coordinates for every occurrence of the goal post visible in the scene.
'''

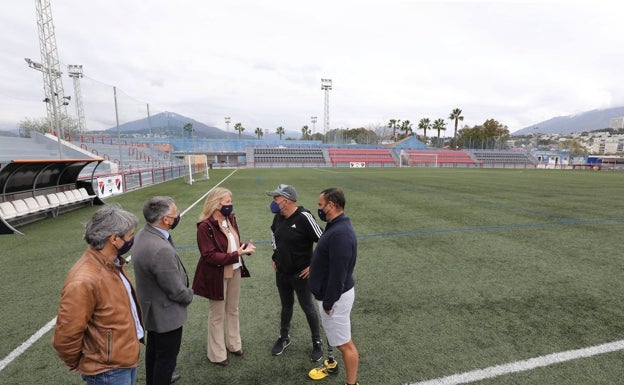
[400,151,438,168]
[184,155,209,185]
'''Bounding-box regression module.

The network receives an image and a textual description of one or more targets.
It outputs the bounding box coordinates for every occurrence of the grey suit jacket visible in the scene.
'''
[132,224,193,333]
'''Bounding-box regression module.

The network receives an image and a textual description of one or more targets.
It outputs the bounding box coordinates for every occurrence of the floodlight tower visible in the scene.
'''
[311,116,317,135]
[68,64,87,133]
[321,79,332,136]
[31,0,68,135]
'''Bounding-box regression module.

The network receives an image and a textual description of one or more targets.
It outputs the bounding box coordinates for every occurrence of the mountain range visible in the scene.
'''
[3,107,624,138]
[102,111,304,141]
[513,106,624,135]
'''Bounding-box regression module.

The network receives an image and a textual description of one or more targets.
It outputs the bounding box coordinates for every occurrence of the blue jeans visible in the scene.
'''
[81,367,137,385]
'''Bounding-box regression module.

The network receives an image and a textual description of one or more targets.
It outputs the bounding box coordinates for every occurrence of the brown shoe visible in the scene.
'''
[212,359,230,366]
[231,349,244,357]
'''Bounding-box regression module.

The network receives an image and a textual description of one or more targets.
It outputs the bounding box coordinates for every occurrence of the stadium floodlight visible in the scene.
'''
[225,117,231,139]
[321,79,332,137]
[25,57,64,158]
[311,116,317,134]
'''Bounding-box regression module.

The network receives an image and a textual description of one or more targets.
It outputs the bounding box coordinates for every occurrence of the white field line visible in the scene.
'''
[406,339,624,385]
[0,317,57,372]
[0,171,238,373]
[182,168,238,217]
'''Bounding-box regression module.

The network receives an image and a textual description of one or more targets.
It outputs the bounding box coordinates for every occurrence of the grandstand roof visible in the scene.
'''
[0,133,99,164]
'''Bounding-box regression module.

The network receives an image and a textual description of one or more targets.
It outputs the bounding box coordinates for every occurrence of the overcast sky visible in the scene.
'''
[1,0,622,135]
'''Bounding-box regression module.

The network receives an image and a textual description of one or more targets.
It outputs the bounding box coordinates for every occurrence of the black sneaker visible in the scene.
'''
[310,340,323,362]
[271,335,291,355]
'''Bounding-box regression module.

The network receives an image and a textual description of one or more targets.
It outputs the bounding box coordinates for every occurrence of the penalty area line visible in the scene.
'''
[406,339,624,385]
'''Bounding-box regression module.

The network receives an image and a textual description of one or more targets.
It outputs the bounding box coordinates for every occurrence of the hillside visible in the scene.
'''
[514,106,624,135]
[102,111,301,140]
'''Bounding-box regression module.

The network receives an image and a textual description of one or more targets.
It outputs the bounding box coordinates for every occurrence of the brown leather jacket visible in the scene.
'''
[52,247,143,375]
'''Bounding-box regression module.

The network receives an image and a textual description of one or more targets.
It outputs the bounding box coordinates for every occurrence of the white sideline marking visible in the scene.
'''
[0,171,238,373]
[0,317,57,372]
[183,169,238,217]
[407,339,624,385]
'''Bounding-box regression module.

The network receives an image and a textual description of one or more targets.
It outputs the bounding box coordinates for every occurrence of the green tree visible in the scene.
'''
[234,122,244,139]
[387,119,400,141]
[301,125,311,140]
[254,127,263,139]
[399,120,412,138]
[183,122,194,138]
[457,119,510,149]
[448,108,464,149]
[432,118,447,147]
[418,118,431,145]
[19,114,79,138]
[276,126,285,140]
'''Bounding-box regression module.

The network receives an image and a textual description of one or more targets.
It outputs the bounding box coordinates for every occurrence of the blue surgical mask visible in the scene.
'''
[116,237,134,256]
[220,204,233,217]
[270,201,281,214]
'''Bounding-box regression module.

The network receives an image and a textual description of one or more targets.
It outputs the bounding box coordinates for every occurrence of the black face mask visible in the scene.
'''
[116,237,134,256]
[170,215,181,230]
[220,204,233,217]
[317,204,329,222]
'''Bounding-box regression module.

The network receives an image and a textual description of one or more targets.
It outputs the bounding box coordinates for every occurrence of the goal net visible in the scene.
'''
[401,151,438,168]
[184,155,210,185]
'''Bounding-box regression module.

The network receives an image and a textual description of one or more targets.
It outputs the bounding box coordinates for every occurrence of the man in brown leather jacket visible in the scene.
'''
[52,205,144,385]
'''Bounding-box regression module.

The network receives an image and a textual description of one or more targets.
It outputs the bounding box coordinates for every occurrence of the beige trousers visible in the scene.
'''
[207,267,242,362]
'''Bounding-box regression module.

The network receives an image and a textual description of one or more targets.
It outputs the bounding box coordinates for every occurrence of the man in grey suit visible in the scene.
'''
[132,196,193,385]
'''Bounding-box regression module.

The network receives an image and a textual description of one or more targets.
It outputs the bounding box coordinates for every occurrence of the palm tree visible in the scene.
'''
[183,122,194,138]
[301,125,311,140]
[387,119,400,142]
[399,120,412,138]
[448,108,464,149]
[418,118,431,145]
[276,126,285,140]
[432,118,447,147]
[254,127,263,139]
[234,122,244,139]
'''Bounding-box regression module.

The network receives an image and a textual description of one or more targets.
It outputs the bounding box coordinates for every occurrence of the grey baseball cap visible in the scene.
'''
[266,184,297,201]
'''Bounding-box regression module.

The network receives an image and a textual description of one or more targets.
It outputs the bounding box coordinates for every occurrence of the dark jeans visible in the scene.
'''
[276,270,321,342]
[82,367,137,385]
[145,327,182,385]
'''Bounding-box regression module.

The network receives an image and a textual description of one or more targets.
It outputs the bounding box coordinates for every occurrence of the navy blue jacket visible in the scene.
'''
[309,213,357,311]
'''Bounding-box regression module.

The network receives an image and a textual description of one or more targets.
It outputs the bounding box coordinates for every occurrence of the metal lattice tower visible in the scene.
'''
[34,0,67,132]
[68,64,86,133]
[321,79,332,135]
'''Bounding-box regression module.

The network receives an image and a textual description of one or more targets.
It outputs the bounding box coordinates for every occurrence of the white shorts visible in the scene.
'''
[317,287,355,347]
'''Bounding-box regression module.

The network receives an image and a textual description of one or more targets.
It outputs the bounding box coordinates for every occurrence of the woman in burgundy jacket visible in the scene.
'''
[192,187,255,366]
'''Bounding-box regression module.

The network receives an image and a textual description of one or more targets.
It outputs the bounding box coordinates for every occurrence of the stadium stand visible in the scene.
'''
[469,150,537,168]
[328,148,397,167]
[247,146,328,167]
[402,150,480,168]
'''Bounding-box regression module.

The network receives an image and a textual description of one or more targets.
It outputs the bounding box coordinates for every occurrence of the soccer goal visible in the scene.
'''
[401,151,438,168]
[184,155,210,185]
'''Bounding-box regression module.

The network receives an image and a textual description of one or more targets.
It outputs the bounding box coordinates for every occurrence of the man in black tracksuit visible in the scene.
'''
[266,184,324,362]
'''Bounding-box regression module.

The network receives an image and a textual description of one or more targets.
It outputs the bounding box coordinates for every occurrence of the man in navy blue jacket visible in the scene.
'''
[309,187,359,385]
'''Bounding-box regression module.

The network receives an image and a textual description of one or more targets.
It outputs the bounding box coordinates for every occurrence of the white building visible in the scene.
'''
[610,117,624,129]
